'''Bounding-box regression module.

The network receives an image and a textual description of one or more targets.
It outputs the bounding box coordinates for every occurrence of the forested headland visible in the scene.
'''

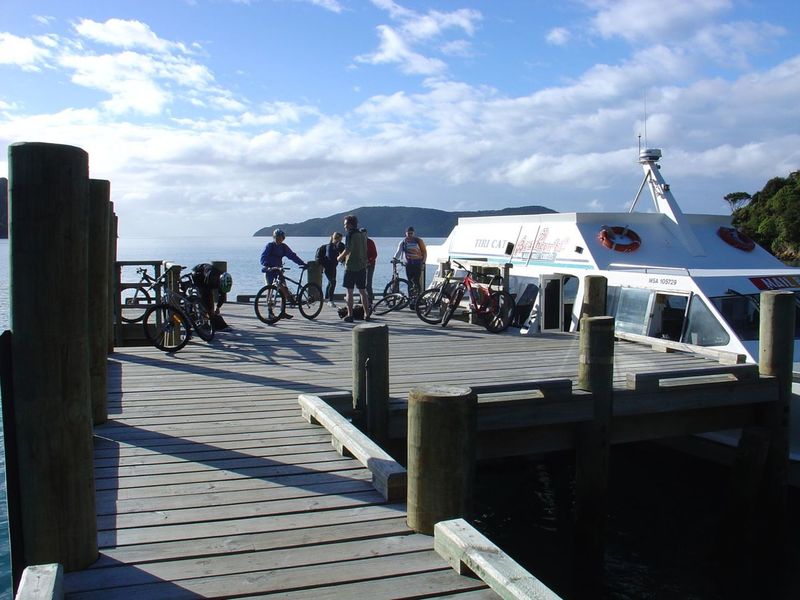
[730,169,800,262]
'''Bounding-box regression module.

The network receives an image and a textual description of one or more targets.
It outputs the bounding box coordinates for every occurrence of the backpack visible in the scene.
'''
[315,244,327,264]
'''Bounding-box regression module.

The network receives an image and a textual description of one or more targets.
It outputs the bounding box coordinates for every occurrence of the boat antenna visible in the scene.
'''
[643,92,648,148]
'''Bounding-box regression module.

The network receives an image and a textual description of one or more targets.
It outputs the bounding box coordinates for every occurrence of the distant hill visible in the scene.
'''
[253,205,556,237]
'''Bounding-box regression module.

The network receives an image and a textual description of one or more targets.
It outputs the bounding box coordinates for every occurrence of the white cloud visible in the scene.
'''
[546,27,570,46]
[589,0,732,42]
[361,1,482,76]
[306,0,344,13]
[356,25,447,76]
[0,33,52,71]
[74,18,191,54]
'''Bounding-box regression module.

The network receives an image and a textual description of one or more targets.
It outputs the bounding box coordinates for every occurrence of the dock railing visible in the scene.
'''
[113,260,163,346]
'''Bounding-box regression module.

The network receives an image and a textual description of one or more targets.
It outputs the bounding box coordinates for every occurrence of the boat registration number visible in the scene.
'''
[649,277,678,286]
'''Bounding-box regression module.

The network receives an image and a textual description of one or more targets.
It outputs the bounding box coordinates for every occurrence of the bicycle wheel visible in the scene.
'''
[298,282,324,320]
[484,290,515,333]
[254,284,285,324]
[120,286,153,323]
[142,303,191,352]
[416,288,447,324]
[441,287,465,328]
[372,292,407,315]
[187,298,214,342]
[384,277,411,298]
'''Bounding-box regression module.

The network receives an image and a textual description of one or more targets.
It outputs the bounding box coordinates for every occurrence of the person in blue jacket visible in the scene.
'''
[260,228,306,318]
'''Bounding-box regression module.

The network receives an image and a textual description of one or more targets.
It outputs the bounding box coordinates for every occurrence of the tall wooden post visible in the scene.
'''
[575,315,615,585]
[307,260,323,292]
[758,290,793,545]
[407,385,476,535]
[88,180,110,425]
[8,142,98,571]
[581,275,607,319]
[108,207,117,351]
[352,323,389,444]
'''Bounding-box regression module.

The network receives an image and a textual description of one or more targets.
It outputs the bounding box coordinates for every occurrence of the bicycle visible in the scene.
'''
[417,260,515,332]
[383,258,420,309]
[141,266,214,352]
[254,266,324,324]
[371,291,408,315]
[415,269,457,325]
[120,266,159,323]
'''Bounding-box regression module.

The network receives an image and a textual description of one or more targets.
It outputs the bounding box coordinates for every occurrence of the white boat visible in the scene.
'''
[425,148,799,468]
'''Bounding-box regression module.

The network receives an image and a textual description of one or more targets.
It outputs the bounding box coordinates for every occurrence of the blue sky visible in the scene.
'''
[1,0,799,237]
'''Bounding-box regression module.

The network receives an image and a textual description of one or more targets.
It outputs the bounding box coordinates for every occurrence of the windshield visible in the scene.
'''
[710,291,800,341]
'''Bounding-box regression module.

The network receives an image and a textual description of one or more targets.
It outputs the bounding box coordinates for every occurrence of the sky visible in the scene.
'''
[1,0,799,237]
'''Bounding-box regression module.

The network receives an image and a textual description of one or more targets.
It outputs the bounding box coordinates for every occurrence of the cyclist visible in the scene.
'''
[321,232,345,307]
[191,263,233,330]
[337,215,370,323]
[394,226,427,293]
[365,229,377,306]
[260,228,307,319]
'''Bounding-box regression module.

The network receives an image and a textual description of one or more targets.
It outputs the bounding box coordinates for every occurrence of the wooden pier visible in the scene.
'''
[55,301,766,598]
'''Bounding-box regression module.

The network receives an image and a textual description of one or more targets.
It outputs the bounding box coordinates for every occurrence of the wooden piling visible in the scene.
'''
[407,385,477,535]
[581,275,607,319]
[8,142,98,571]
[307,259,323,291]
[108,207,117,351]
[575,315,615,583]
[88,180,110,425]
[758,290,794,543]
[352,323,389,445]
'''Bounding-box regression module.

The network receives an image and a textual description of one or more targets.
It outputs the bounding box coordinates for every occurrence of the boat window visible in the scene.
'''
[681,296,730,347]
[709,294,759,341]
[606,286,621,316]
[648,294,688,341]
[710,291,800,341]
[614,288,651,335]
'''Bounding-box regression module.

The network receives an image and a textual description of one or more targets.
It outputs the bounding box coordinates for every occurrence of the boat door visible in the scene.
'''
[540,274,579,332]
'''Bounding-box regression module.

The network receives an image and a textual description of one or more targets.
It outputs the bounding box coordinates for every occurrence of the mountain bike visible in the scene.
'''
[415,269,457,325]
[416,260,515,332]
[383,258,419,309]
[254,266,324,324]
[141,267,214,352]
[120,267,159,323]
[371,291,408,315]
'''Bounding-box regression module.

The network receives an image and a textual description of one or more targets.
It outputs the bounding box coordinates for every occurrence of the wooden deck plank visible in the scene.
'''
[66,303,722,598]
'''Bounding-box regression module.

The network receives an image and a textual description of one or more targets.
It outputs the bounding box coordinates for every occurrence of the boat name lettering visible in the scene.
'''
[749,275,800,290]
[512,228,569,260]
[649,277,678,286]
[474,238,509,250]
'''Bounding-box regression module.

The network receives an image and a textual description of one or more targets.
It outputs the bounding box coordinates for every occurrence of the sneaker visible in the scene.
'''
[343,315,354,323]
[365,308,372,321]
[282,313,294,320]
[327,301,336,308]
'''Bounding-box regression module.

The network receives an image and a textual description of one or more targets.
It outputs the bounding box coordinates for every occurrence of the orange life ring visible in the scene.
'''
[598,226,641,252]
[717,226,755,252]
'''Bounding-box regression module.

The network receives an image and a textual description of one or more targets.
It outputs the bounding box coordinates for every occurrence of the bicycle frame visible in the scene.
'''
[267,266,307,301]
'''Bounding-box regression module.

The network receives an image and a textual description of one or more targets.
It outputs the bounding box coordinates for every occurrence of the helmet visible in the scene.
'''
[273,228,285,239]
[219,272,233,294]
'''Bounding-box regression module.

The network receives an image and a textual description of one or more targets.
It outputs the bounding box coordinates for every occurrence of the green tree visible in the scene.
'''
[732,170,800,261]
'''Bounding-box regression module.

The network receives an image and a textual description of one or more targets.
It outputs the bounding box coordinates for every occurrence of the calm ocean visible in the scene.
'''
[0,235,436,598]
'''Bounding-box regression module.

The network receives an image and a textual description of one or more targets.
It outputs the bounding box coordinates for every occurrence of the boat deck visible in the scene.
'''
[65,302,721,598]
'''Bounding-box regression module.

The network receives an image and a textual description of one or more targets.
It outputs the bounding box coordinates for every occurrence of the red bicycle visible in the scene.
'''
[417,259,515,332]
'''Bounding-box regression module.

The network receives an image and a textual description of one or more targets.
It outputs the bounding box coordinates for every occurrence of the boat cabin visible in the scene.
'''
[425,149,800,363]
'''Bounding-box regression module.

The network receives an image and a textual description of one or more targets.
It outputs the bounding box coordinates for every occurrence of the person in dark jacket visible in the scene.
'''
[260,228,306,319]
[323,232,345,307]
[190,263,233,330]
